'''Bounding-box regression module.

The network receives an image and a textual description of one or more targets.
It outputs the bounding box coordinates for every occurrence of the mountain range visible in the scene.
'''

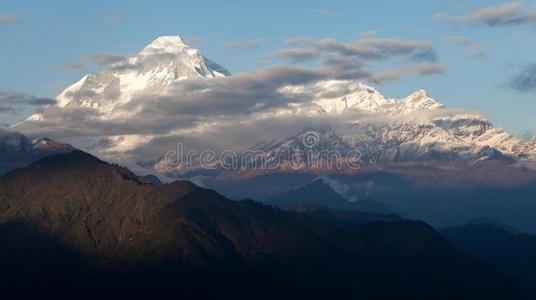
[12,35,536,169]
[0,150,525,299]
[442,221,536,296]
[7,35,536,234]
[34,36,229,116]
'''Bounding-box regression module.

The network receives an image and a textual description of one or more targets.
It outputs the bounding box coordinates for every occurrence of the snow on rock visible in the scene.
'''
[14,35,536,167]
[46,35,230,116]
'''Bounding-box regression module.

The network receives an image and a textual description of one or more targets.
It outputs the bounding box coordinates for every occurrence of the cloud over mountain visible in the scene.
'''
[13,35,533,167]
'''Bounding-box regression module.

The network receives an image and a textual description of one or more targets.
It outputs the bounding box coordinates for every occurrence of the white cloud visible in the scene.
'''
[284,37,437,62]
[12,36,447,162]
[274,48,321,62]
[434,1,536,26]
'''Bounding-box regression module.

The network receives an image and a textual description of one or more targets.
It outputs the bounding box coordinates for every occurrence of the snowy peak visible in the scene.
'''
[311,80,392,114]
[38,35,231,114]
[347,82,392,108]
[407,89,428,99]
[398,89,445,110]
[309,81,445,116]
[127,35,230,80]
[371,88,445,116]
[0,130,72,154]
[32,137,73,152]
[140,36,189,55]
[0,130,74,175]
[16,35,536,167]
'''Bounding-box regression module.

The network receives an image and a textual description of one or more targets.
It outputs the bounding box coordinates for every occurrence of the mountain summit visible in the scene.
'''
[139,36,190,55]
[34,35,230,115]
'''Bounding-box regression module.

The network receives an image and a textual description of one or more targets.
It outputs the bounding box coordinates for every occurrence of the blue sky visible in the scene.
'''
[1,0,535,135]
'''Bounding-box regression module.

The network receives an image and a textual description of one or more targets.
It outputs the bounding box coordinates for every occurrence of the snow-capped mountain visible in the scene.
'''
[243,124,516,172]
[0,130,74,175]
[28,36,229,121]
[277,80,536,164]
[240,89,535,170]
[20,36,230,156]
[15,35,536,174]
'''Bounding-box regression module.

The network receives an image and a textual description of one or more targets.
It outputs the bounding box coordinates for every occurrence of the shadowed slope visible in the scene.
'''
[443,223,536,297]
[268,178,390,214]
[0,151,524,299]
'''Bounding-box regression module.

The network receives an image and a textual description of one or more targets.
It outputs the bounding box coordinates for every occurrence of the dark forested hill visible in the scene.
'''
[443,222,536,297]
[0,151,523,299]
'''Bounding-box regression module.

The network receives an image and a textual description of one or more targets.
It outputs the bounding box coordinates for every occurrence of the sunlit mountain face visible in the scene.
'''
[15,36,536,167]
[2,1,536,298]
